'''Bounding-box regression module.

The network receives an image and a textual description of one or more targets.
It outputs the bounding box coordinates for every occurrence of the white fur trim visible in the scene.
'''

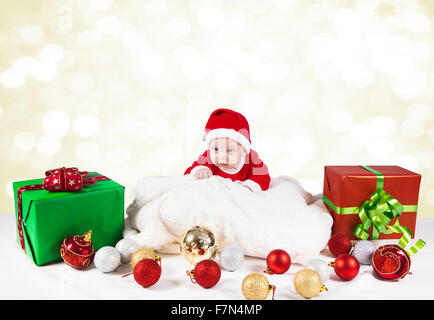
[190,165,212,175]
[205,128,251,154]
[241,179,262,192]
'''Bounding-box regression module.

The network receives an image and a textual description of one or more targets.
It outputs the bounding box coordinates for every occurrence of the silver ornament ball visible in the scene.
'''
[219,245,244,271]
[94,246,121,273]
[305,258,330,283]
[352,240,376,265]
[115,238,141,264]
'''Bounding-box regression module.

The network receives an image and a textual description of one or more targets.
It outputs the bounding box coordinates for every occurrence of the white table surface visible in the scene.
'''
[1,213,433,300]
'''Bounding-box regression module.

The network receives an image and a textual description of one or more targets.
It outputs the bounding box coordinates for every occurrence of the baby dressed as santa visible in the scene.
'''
[184,108,271,192]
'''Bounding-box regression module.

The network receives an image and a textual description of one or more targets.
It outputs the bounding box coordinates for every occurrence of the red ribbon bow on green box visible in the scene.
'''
[16,167,109,251]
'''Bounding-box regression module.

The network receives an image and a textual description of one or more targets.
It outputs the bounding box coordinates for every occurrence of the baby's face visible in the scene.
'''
[209,137,246,170]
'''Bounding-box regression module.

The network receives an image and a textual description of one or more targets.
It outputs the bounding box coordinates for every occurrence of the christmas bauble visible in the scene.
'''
[180,226,218,265]
[131,247,157,269]
[241,273,275,300]
[94,246,121,273]
[293,268,323,299]
[372,244,411,281]
[133,258,161,288]
[265,249,291,274]
[189,259,221,288]
[219,245,244,271]
[115,238,141,264]
[60,230,95,269]
[305,258,330,283]
[352,240,376,265]
[328,234,353,257]
[330,253,360,281]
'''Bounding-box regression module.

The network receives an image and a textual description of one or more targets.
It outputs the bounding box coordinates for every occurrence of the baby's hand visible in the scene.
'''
[195,168,213,180]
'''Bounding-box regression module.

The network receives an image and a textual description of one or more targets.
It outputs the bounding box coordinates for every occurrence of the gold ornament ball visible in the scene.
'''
[180,226,218,265]
[241,273,274,300]
[293,268,322,299]
[130,247,156,269]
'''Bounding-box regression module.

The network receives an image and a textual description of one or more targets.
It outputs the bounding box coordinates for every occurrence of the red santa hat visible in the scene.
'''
[202,108,251,154]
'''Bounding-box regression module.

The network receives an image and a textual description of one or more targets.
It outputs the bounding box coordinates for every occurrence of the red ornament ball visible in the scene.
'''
[60,230,94,269]
[372,244,411,281]
[193,259,221,288]
[133,258,161,287]
[328,234,352,257]
[266,249,291,274]
[332,254,360,281]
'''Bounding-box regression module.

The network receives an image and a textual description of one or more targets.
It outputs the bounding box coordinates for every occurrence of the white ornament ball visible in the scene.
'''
[305,258,330,283]
[352,240,376,265]
[115,238,141,264]
[219,245,244,271]
[94,246,121,273]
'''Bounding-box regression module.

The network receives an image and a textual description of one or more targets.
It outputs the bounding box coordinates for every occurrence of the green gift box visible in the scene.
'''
[13,172,125,266]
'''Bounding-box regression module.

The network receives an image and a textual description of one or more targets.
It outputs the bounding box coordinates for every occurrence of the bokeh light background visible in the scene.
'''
[1,0,434,218]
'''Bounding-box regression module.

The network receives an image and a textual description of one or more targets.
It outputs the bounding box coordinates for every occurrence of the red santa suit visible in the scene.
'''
[184,108,271,192]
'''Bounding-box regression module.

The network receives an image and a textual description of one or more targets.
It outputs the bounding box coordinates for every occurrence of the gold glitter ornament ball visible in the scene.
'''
[180,226,218,265]
[131,247,156,269]
[293,268,322,299]
[241,273,275,300]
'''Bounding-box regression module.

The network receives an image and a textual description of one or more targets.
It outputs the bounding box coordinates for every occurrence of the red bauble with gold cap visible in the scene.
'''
[372,244,411,281]
[330,253,360,281]
[187,259,221,289]
[265,249,291,274]
[133,257,162,288]
[60,230,95,269]
[328,234,353,257]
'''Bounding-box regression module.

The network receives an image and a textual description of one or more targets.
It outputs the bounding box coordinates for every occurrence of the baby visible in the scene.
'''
[184,108,270,192]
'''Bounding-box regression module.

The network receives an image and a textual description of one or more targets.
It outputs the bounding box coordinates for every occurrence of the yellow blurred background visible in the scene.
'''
[1,0,434,218]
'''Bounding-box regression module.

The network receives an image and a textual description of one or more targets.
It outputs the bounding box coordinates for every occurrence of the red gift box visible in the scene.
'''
[322,165,421,240]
